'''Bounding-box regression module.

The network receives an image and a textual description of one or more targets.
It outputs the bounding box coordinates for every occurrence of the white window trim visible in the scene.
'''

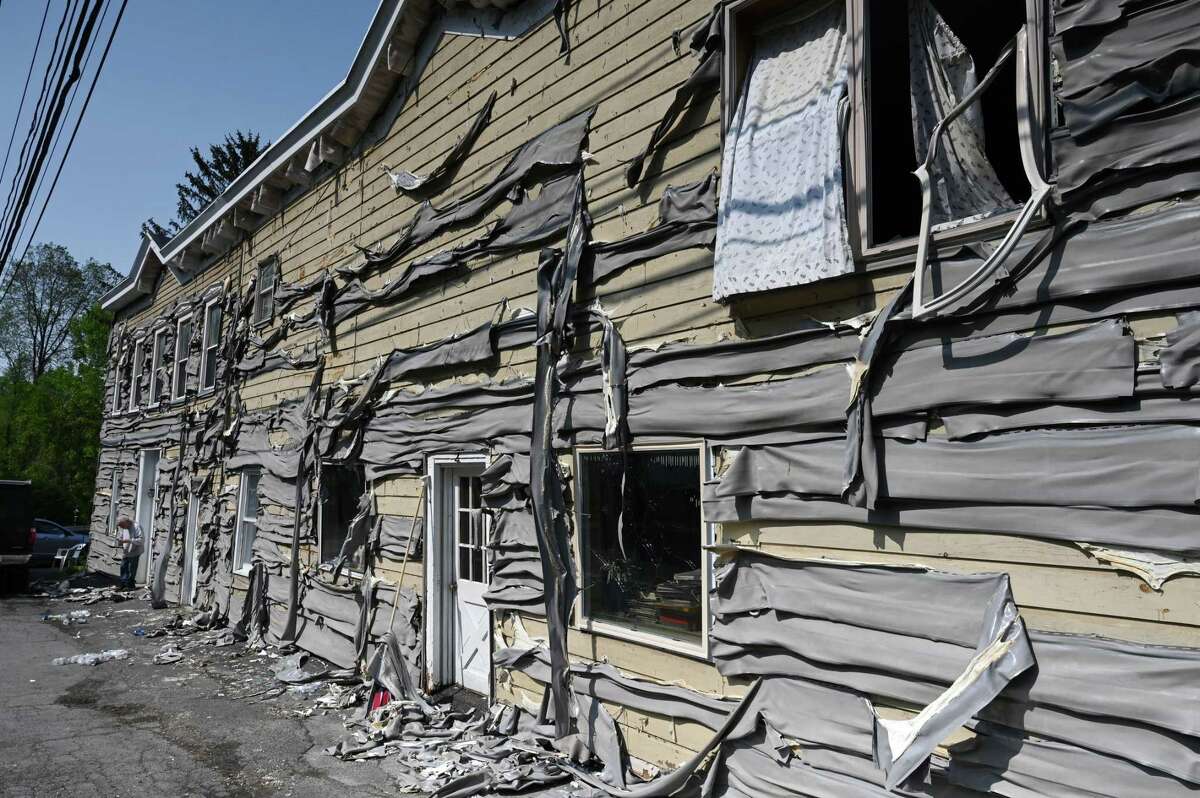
[233,469,261,575]
[199,298,222,394]
[128,337,145,412]
[149,327,168,406]
[720,0,1049,264]
[112,353,128,416]
[254,259,276,326]
[183,491,201,604]
[172,314,192,402]
[572,441,713,661]
[107,469,121,536]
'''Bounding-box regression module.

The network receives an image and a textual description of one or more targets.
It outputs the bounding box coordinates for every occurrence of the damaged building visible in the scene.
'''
[90,0,1200,794]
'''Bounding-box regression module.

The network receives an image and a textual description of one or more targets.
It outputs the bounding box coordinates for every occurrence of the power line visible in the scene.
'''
[0,0,103,281]
[12,0,127,273]
[0,0,52,194]
[13,0,115,262]
[0,0,80,246]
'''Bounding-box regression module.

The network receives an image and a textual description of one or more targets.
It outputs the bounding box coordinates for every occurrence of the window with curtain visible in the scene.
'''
[714,0,852,300]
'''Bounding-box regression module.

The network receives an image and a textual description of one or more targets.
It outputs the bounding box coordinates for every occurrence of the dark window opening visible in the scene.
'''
[578,449,703,644]
[866,0,1028,246]
[320,463,366,568]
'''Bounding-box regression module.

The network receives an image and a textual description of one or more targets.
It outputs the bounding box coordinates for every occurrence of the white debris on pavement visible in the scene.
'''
[52,649,130,666]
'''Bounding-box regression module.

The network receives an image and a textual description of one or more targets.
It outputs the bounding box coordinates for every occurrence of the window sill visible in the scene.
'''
[576,617,708,661]
[855,206,1048,270]
[233,565,253,577]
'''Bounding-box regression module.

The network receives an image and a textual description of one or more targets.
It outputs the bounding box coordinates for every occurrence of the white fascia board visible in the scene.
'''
[106,0,408,314]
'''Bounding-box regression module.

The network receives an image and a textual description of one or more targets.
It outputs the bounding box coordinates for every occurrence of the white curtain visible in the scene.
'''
[908,0,1015,229]
[713,0,852,301]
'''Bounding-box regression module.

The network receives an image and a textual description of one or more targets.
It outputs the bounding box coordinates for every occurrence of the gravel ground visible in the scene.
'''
[0,571,406,798]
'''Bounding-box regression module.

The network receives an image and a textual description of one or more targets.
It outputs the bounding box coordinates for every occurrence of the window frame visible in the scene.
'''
[233,469,261,575]
[128,337,145,412]
[112,352,128,416]
[253,258,276,326]
[107,468,121,536]
[316,461,369,576]
[148,327,168,406]
[199,297,222,394]
[571,441,713,660]
[172,314,192,402]
[720,0,1051,265]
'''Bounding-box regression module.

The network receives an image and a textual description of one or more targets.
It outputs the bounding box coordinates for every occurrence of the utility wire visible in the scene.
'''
[0,0,79,246]
[0,0,52,195]
[0,0,103,281]
[13,0,116,264]
[11,0,127,275]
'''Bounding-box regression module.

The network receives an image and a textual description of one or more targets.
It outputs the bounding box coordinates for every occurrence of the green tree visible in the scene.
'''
[143,130,269,240]
[0,243,119,380]
[0,244,117,522]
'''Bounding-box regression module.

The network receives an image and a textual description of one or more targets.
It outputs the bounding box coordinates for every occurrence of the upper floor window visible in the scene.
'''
[149,327,168,405]
[254,259,275,325]
[714,0,1046,298]
[112,354,128,415]
[575,446,706,653]
[129,338,145,411]
[200,298,222,392]
[173,315,192,400]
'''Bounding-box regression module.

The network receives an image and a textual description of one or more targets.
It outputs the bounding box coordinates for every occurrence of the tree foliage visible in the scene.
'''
[143,130,269,240]
[0,302,114,523]
[0,243,120,380]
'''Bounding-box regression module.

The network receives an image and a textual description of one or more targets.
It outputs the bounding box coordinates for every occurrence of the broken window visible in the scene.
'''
[129,338,145,411]
[149,327,167,405]
[848,0,1038,251]
[234,469,260,572]
[200,298,222,392]
[172,315,192,400]
[576,447,705,647]
[318,463,366,569]
[254,259,275,325]
[716,0,1047,295]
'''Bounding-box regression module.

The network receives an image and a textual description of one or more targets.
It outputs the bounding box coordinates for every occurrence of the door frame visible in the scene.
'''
[133,448,161,585]
[424,452,492,699]
[181,486,200,605]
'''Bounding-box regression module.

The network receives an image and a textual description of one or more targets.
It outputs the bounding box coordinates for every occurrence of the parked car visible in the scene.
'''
[30,518,89,567]
[0,480,34,591]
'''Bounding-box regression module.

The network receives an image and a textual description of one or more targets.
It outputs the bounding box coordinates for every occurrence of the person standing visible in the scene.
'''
[116,516,144,590]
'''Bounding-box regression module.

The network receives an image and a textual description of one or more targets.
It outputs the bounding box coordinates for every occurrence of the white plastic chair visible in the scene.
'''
[54,543,85,570]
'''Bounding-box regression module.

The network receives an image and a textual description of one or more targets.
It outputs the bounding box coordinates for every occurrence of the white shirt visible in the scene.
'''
[119,523,144,558]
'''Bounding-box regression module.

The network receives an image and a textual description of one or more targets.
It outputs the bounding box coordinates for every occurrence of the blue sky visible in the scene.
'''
[0,0,378,275]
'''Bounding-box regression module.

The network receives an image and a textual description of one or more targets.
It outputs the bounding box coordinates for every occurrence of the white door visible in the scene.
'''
[181,492,200,605]
[133,450,160,585]
[438,465,491,695]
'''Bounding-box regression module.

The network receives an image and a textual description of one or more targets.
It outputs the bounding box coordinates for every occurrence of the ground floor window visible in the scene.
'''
[234,469,260,572]
[576,447,705,647]
[319,463,366,568]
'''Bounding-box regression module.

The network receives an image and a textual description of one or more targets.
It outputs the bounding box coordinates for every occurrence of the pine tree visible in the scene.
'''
[142,130,269,240]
